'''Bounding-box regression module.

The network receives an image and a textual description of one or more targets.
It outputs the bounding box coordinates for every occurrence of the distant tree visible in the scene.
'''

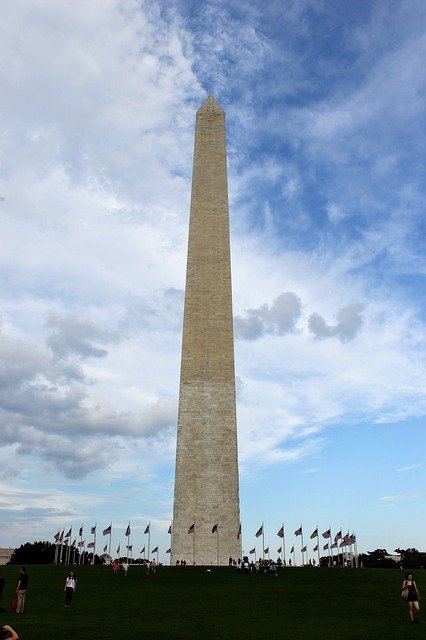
[357,549,397,568]
[394,548,424,569]
[9,541,56,564]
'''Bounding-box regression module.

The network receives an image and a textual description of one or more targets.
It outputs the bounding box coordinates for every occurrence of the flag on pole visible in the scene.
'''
[290,546,294,553]
[140,547,145,554]
[71,539,76,547]
[313,544,318,552]
[237,523,241,539]
[116,544,120,554]
[103,545,107,553]
[301,545,307,553]
[188,523,195,534]
[91,525,96,534]
[277,526,284,538]
[166,548,171,553]
[144,524,150,534]
[87,542,95,548]
[79,526,83,537]
[334,530,342,543]
[103,525,112,536]
[323,543,329,550]
[78,541,84,547]
[152,546,158,553]
[126,545,132,551]
[59,530,64,542]
[331,542,338,548]
[125,524,131,537]
[255,525,263,538]
[264,547,269,554]
[212,524,218,533]
[322,528,331,539]
[278,547,282,553]
[249,548,256,554]
[168,525,172,534]
[341,533,351,547]
[310,528,318,539]
[294,526,302,536]
[54,531,60,542]
[65,528,72,538]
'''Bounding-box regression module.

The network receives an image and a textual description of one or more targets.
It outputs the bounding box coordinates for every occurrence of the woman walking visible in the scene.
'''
[64,571,77,608]
[402,573,420,623]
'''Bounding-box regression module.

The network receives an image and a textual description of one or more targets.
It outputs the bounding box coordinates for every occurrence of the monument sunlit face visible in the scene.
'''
[171,97,241,566]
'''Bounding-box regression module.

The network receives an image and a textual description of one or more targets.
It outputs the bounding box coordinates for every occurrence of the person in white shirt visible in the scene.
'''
[64,571,77,607]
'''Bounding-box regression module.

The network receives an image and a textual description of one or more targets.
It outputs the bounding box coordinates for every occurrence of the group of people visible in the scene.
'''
[0,566,28,639]
[0,564,422,634]
[0,566,78,638]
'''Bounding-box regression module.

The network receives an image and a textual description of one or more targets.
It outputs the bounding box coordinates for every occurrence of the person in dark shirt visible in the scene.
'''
[402,572,421,623]
[15,568,28,614]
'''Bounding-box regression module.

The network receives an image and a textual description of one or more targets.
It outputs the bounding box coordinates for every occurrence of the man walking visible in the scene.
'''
[16,567,29,613]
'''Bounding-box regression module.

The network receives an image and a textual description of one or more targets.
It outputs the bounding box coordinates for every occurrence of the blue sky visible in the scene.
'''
[0,0,425,564]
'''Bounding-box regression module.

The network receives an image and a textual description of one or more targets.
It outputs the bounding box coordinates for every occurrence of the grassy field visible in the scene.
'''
[0,564,423,639]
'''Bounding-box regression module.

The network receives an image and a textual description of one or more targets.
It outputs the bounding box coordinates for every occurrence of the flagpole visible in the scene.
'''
[54,536,59,565]
[316,527,320,567]
[282,523,286,566]
[59,535,64,564]
[126,522,130,563]
[67,534,72,564]
[328,527,332,567]
[354,534,358,568]
[292,546,296,567]
[300,526,305,566]
[148,522,151,559]
[193,522,196,565]
[216,527,219,566]
[93,525,97,565]
[262,522,265,562]
[108,523,112,557]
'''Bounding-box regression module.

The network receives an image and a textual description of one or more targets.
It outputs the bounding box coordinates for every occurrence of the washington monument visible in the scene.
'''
[171,96,241,565]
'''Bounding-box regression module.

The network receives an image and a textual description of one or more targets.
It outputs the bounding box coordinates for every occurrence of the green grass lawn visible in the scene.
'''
[0,565,423,639]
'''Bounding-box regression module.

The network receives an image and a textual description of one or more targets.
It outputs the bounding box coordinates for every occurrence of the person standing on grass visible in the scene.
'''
[402,573,420,623]
[64,571,77,607]
[0,623,19,639]
[15,568,28,614]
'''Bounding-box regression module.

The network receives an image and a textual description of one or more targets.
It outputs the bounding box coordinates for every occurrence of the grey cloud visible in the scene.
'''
[0,504,74,526]
[46,312,119,359]
[122,287,184,335]
[308,303,364,342]
[234,292,302,340]
[0,328,176,478]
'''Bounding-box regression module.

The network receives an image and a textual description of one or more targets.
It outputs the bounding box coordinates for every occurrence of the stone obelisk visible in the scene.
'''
[171,96,241,565]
